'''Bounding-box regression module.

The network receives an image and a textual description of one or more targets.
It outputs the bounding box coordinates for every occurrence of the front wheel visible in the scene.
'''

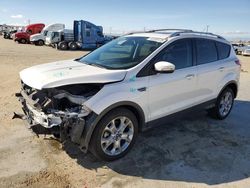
[208,87,234,120]
[90,108,138,161]
[19,38,27,44]
[36,40,44,46]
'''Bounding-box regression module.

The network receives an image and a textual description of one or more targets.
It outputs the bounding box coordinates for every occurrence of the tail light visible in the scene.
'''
[235,59,241,66]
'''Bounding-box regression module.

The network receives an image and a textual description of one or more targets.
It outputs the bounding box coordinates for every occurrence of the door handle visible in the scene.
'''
[185,74,195,80]
[219,67,225,72]
[137,87,147,92]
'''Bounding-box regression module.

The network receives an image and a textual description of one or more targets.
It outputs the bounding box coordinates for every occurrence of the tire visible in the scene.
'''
[208,87,234,120]
[20,38,27,44]
[53,133,60,139]
[96,43,102,48]
[37,40,44,46]
[90,108,138,161]
[69,42,78,50]
[58,42,68,50]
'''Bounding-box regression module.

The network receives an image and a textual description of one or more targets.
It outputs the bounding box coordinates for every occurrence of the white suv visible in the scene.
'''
[16,29,240,161]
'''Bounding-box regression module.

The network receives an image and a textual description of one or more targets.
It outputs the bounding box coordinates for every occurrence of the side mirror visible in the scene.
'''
[154,61,175,73]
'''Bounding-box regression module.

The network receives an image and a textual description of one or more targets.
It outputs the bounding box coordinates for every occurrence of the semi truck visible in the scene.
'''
[46,20,111,50]
[13,23,45,44]
[45,29,74,48]
[30,23,65,46]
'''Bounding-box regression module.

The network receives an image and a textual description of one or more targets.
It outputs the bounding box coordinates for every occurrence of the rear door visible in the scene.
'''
[195,38,230,102]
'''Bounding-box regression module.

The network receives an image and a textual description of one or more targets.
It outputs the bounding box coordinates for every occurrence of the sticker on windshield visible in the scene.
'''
[147,37,165,43]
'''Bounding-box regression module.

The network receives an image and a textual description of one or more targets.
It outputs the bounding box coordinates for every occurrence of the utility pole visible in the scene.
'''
[109,27,112,35]
[206,25,209,33]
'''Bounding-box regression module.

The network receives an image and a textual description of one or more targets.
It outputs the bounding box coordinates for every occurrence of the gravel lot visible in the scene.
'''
[0,37,250,188]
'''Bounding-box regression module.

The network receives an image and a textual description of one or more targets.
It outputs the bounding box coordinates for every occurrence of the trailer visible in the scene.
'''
[47,20,111,50]
[30,23,65,46]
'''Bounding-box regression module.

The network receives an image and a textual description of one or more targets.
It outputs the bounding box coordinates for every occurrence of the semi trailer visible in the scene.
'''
[46,20,111,50]
[30,23,65,46]
[13,23,45,44]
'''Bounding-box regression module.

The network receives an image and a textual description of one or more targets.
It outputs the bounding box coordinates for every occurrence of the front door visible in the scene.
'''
[147,39,197,121]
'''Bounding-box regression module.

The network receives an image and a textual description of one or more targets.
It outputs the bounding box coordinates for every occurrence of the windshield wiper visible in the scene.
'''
[74,58,81,62]
[87,63,107,69]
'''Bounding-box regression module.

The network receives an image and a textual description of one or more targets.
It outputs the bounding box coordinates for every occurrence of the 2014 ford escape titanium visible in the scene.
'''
[16,29,240,161]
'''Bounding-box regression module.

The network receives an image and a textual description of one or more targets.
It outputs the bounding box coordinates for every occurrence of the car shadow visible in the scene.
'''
[44,100,250,185]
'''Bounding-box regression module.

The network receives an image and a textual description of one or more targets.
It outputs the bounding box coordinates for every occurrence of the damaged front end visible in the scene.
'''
[16,81,103,149]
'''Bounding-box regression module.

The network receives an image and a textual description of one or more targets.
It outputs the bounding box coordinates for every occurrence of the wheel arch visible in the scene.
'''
[219,80,238,98]
[79,101,145,152]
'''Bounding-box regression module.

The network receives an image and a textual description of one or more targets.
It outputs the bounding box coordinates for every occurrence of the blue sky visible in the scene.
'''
[0,0,250,39]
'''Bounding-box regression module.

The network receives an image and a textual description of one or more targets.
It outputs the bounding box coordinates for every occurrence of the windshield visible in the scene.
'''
[43,30,48,36]
[24,26,28,32]
[78,36,165,69]
[46,31,53,37]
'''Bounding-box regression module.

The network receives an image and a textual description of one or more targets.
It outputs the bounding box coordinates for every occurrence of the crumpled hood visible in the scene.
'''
[20,59,127,90]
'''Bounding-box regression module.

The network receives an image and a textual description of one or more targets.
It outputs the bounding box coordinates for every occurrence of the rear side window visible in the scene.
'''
[216,42,230,60]
[196,39,217,65]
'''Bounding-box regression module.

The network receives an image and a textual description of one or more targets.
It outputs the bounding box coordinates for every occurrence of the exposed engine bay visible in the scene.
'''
[16,81,103,146]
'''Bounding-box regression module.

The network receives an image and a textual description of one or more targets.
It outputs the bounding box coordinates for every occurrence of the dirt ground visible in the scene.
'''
[0,37,250,188]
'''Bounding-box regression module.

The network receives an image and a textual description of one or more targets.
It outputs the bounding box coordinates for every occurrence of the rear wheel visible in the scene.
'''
[69,42,78,50]
[90,108,138,161]
[58,42,68,50]
[208,87,234,119]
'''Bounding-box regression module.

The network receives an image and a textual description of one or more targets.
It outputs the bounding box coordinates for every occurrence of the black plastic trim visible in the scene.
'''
[79,101,145,152]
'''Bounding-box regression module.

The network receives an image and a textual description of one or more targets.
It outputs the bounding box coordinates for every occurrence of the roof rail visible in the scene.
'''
[146,29,193,33]
[125,29,193,35]
[124,29,226,40]
[169,31,226,40]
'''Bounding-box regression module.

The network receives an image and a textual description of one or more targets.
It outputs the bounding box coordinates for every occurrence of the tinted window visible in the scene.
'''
[155,39,193,69]
[216,42,230,60]
[196,39,217,65]
[27,30,32,34]
[86,30,91,37]
[97,31,103,37]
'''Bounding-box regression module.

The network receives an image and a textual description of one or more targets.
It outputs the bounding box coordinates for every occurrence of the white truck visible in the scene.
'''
[232,43,247,55]
[45,29,74,48]
[30,23,65,46]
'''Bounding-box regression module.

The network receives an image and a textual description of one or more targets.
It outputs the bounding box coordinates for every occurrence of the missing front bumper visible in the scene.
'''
[15,90,93,153]
[16,93,62,128]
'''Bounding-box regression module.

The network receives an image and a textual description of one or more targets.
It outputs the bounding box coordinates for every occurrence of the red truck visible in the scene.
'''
[14,23,45,44]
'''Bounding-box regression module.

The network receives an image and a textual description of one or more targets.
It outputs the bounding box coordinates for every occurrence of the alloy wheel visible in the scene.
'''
[101,116,134,156]
[219,91,233,117]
